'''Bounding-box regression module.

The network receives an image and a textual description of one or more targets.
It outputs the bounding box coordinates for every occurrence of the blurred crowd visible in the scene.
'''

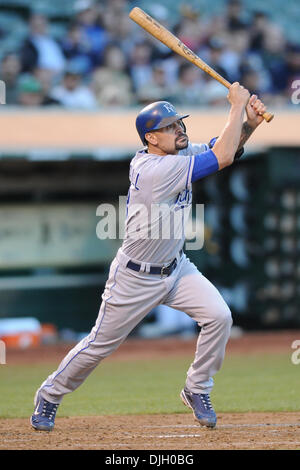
[1,0,300,109]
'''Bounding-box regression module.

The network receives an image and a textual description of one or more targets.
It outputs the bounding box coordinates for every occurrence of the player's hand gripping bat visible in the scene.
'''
[129,7,274,123]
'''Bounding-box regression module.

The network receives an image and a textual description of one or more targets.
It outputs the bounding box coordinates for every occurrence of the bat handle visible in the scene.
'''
[218,78,274,123]
[262,111,274,122]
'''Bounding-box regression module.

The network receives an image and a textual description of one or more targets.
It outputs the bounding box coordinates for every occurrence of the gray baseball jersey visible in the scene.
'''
[122,142,208,264]
[37,141,232,405]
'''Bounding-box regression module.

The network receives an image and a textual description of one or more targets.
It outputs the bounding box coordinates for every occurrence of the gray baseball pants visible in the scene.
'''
[39,249,232,404]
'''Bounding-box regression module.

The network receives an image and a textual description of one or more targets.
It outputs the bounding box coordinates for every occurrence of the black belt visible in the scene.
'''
[126,250,183,278]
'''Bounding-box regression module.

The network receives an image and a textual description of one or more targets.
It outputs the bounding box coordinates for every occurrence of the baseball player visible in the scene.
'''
[30,82,266,431]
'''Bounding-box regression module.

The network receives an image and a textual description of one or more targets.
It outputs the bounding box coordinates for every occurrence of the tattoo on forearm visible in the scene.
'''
[238,122,254,150]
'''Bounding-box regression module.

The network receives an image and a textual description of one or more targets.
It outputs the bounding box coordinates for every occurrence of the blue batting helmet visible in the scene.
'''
[136,101,189,144]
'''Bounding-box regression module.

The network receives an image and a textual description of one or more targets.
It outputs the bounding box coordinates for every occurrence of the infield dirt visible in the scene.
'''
[1,330,300,450]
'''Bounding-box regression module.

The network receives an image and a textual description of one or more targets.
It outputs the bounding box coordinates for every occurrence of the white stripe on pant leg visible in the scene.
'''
[39,261,169,404]
[40,264,120,403]
[185,304,232,394]
[163,256,232,395]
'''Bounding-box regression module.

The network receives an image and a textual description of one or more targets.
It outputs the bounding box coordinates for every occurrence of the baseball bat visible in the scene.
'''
[129,7,274,123]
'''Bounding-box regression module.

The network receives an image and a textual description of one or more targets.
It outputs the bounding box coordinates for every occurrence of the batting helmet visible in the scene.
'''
[136,101,189,144]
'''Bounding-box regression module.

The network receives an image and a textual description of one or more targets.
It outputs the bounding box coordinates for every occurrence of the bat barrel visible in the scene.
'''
[129,7,274,124]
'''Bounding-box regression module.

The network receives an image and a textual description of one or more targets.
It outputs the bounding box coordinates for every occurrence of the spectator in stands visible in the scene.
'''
[51,62,97,109]
[0,0,297,109]
[0,53,21,105]
[224,0,249,32]
[33,67,61,105]
[285,44,300,100]
[102,0,128,18]
[170,62,205,106]
[136,61,174,105]
[73,0,109,67]
[17,74,61,107]
[175,4,204,52]
[203,0,249,47]
[92,43,133,107]
[101,3,139,60]
[260,25,288,94]
[247,10,289,96]
[223,29,251,82]
[60,22,94,75]
[249,11,271,53]
[201,75,228,107]
[113,14,137,58]
[20,13,66,76]
[129,41,153,93]
[144,4,177,61]
[102,0,128,40]
[239,65,262,96]
[205,37,229,81]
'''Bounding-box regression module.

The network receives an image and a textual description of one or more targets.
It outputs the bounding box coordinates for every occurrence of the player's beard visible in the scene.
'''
[175,134,189,150]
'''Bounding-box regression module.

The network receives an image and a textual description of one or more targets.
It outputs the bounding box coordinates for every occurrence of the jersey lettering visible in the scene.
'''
[175,188,192,209]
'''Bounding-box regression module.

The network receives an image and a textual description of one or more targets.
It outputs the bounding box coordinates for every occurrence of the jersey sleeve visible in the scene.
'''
[152,154,194,201]
[180,142,219,182]
[191,149,219,182]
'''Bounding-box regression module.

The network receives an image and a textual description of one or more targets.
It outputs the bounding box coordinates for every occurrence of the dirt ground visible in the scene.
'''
[1,412,300,450]
[2,330,300,450]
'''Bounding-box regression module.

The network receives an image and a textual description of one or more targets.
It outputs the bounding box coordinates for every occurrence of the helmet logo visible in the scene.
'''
[163,103,175,113]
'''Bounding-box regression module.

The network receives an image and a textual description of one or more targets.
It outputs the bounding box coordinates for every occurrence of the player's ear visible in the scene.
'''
[145,132,158,146]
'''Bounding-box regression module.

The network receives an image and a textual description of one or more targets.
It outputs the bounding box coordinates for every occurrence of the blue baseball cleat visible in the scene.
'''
[180,388,217,428]
[30,391,59,432]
